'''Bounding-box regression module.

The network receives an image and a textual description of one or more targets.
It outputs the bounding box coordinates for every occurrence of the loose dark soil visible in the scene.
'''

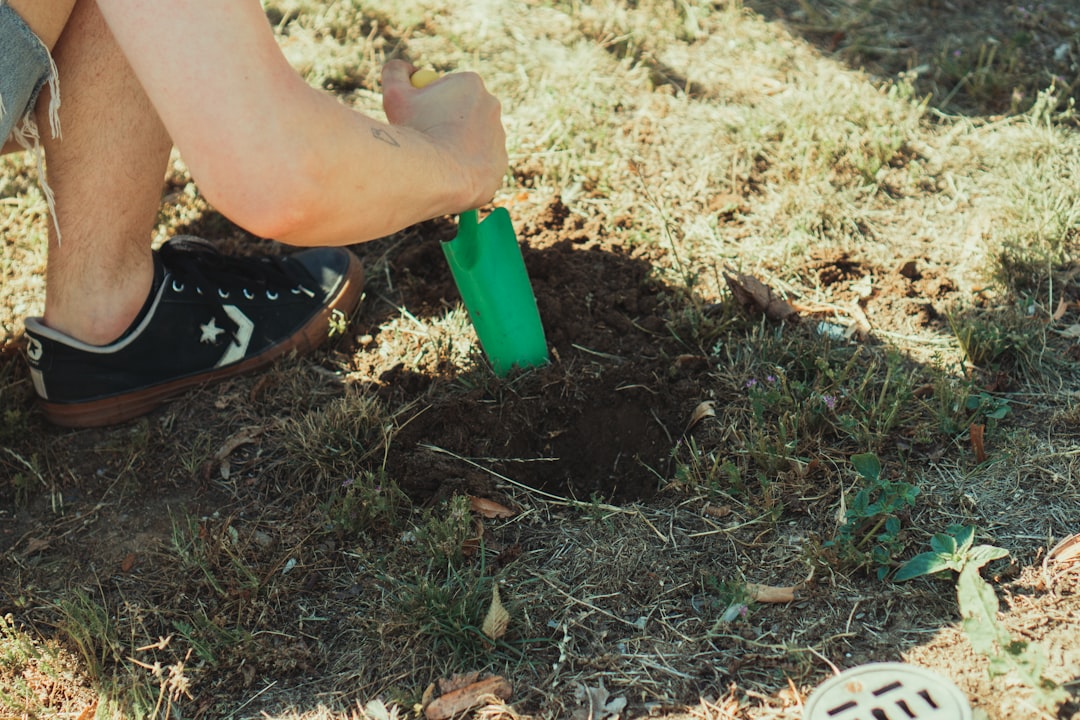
[370,199,699,506]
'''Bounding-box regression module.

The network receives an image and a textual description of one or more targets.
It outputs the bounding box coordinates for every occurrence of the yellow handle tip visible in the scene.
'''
[410,68,440,89]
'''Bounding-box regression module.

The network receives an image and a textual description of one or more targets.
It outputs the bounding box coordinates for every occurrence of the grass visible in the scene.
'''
[3,0,1080,718]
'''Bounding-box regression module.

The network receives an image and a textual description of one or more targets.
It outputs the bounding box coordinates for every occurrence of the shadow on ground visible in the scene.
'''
[745,0,1080,117]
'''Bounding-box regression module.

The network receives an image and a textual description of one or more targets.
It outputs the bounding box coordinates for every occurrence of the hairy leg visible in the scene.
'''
[36,0,172,344]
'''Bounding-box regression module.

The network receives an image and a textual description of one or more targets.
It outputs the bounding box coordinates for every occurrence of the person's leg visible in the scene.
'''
[5,0,74,50]
[35,0,172,345]
[12,0,365,428]
[0,0,73,157]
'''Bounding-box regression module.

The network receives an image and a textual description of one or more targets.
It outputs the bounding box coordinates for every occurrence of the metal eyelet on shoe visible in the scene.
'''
[243,289,255,299]
[266,291,279,300]
[218,289,230,299]
[293,285,316,298]
[171,280,185,292]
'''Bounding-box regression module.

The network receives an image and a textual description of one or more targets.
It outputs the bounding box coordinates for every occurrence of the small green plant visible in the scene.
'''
[896,526,1068,713]
[0,613,45,714]
[701,575,753,631]
[51,589,120,681]
[671,437,745,496]
[742,370,838,475]
[826,453,919,579]
[395,568,497,663]
[933,375,1012,440]
[328,308,349,337]
[414,494,474,567]
[965,390,1011,426]
[949,305,1043,375]
[935,39,1024,112]
[322,470,408,537]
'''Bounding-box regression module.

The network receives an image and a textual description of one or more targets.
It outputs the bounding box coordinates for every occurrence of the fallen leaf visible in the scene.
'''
[120,553,137,573]
[437,672,481,695]
[723,271,798,322]
[745,583,799,603]
[75,702,98,720]
[970,423,986,463]
[359,699,401,720]
[425,676,512,720]
[1054,296,1070,321]
[481,585,510,641]
[462,519,485,557]
[1058,323,1080,338]
[684,400,716,433]
[23,537,51,555]
[572,680,627,720]
[847,302,873,335]
[205,425,265,481]
[702,503,732,519]
[1047,533,1080,566]
[912,383,935,399]
[469,496,517,519]
[214,426,263,460]
[674,354,710,372]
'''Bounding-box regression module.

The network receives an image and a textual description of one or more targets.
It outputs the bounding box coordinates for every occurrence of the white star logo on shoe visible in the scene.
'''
[200,317,225,344]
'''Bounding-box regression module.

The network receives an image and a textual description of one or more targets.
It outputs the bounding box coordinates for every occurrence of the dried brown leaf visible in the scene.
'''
[1053,296,1070,321]
[1048,533,1080,566]
[462,519,484,557]
[469,496,517,519]
[724,271,798,322]
[685,400,716,433]
[437,672,481,695]
[572,681,627,720]
[745,582,799,603]
[213,426,264,462]
[970,423,986,463]
[425,677,512,720]
[702,503,732,519]
[481,585,510,641]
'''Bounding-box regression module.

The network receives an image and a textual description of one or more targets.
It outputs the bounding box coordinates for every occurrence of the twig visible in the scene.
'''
[419,444,670,543]
[533,573,650,629]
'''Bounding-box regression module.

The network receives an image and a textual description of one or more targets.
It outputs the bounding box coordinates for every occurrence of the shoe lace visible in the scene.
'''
[159,237,313,300]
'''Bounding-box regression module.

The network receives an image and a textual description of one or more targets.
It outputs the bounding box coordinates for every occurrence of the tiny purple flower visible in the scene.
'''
[823,394,837,410]
[765,375,777,384]
[745,378,758,388]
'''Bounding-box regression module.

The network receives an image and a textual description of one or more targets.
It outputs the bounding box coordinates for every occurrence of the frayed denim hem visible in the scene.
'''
[0,0,63,240]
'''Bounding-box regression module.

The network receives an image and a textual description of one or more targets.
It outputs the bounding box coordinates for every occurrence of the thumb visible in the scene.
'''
[381,59,417,91]
[381,59,420,124]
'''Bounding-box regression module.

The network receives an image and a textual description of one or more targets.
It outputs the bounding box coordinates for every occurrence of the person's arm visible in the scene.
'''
[95,0,507,246]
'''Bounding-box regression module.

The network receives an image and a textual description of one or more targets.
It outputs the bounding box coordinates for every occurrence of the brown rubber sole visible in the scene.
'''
[40,253,365,428]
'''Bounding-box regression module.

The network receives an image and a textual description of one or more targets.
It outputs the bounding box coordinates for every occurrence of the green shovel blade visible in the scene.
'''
[442,208,549,376]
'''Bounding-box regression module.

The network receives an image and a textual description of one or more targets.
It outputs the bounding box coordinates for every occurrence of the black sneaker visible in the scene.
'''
[23,236,364,428]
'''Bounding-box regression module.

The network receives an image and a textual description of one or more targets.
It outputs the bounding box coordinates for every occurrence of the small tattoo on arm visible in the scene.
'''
[371,127,400,147]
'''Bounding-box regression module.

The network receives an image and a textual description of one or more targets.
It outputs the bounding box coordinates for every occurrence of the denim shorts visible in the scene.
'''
[0,2,55,144]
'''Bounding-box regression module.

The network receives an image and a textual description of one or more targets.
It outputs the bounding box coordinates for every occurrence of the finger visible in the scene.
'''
[381,59,417,89]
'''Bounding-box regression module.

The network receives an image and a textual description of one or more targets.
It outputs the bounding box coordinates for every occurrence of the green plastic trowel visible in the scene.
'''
[410,69,549,376]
